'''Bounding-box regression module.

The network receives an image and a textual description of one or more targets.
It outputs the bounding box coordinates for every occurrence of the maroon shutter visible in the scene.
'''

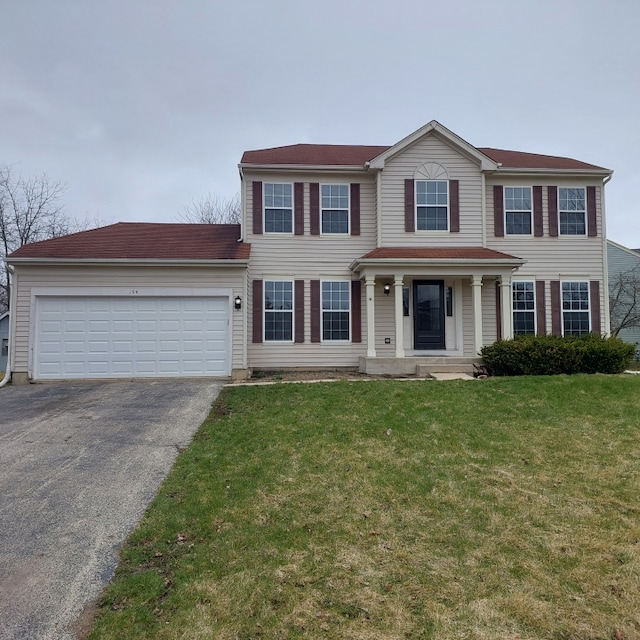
[449,179,459,232]
[536,280,546,334]
[404,179,415,232]
[350,183,360,236]
[493,185,504,237]
[587,186,597,237]
[533,186,543,237]
[310,280,321,342]
[550,280,561,335]
[294,280,304,343]
[294,182,304,235]
[548,186,558,237]
[252,181,263,235]
[351,280,361,343]
[495,281,502,341]
[252,279,263,343]
[590,280,601,334]
[310,183,320,235]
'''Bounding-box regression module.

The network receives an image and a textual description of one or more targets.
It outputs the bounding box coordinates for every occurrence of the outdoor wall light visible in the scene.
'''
[234,295,242,310]
[383,283,391,296]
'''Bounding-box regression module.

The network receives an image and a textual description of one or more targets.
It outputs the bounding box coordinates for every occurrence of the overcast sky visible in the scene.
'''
[2,0,639,246]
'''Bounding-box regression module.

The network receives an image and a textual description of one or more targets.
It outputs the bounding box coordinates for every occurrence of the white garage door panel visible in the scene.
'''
[35,296,229,379]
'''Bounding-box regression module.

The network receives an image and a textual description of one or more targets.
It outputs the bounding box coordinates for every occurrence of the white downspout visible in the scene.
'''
[376,171,382,248]
[601,173,613,335]
[0,264,15,388]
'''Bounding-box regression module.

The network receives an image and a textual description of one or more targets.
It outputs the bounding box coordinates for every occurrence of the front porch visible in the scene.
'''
[350,246,527,365]
[359,355,481,376]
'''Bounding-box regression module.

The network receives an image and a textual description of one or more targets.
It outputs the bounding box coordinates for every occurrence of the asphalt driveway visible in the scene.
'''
[0,379,224,640]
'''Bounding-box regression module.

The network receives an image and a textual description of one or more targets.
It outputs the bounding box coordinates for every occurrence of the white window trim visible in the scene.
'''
[560,280,591,336]
[263,279,295,343]
[558,187,587,237]
[263,182,294,235]
[320,279,351,343]
[512,279,536,335]
[504,186,533,237]
[320,183,350,235]
[415,180,450,233]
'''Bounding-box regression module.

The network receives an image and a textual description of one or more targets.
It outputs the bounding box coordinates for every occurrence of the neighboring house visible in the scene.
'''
[607,239,640,351]
[4,120,612,382]
[0,312,8,374]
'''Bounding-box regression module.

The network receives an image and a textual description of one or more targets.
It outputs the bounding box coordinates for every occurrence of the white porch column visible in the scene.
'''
[365,276,376,357]
[471,275,483,354]
[500,276,513,340]
[393,275,405,358]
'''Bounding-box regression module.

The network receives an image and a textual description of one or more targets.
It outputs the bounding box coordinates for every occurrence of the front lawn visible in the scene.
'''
[88,376,640,639]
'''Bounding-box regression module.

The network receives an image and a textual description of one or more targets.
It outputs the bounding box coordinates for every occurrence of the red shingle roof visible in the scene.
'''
[241,144,390,166]
[360,247,522,261]
[9,223,250,260]
[476,148,606,171]
[241,143,608,172]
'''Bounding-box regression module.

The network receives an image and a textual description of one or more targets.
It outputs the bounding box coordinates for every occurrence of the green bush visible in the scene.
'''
[480,334,634,376]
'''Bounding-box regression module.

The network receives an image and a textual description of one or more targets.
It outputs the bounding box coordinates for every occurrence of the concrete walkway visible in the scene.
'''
[0,379,222,640]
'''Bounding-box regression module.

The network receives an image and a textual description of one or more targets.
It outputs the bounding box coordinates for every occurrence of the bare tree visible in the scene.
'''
[179,192,241,225]
[0,166,73,311]
[609,264,640,337]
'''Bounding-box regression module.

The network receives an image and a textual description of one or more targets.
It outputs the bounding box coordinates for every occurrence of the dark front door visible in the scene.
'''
[413,280,445,350]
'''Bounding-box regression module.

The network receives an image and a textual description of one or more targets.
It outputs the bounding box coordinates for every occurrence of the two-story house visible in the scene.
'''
[241,120,610,375]
[4,121,611,382]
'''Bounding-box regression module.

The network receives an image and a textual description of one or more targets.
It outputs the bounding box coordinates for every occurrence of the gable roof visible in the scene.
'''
[241,120,610,173]
[7,223,250,261]
[367,121,499,171]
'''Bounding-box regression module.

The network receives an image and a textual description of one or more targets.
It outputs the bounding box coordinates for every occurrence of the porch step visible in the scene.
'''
[416,362,477,376]
[359,356,481,377]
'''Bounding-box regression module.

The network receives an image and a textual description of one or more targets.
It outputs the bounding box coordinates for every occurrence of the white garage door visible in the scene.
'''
[34,296,230,379]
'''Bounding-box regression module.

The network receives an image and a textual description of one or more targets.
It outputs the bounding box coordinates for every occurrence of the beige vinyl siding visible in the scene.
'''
[12,265,246,375]
[373,281,395,356]
[248,277,367,369]
[486,177,607,335]
[481,278,499,345]
[244,170,376,246]
[461,283,475,355]
[244,170,375,369]
[380,133,484,246]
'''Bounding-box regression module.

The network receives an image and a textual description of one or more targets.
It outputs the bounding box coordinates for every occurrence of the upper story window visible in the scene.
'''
[322,281,350,341]
[562,281,590,335]
[512,281,535,335]
[505,187,532,235]
[321,185,349,234]
[264,280,293,341]
[559,188,586,235]
[416,180,448,231]
[264,183,293,233]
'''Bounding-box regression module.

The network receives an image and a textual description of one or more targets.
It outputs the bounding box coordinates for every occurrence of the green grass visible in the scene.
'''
[88,376,640,639]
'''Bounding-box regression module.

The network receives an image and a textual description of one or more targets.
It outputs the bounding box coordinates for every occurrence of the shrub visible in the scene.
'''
[480,334,634,376]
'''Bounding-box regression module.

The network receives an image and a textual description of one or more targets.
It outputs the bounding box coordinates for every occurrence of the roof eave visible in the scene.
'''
[6,257,250,267]
[492,167,613,177]
[239,162,369,172]
[350,256,527,272]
